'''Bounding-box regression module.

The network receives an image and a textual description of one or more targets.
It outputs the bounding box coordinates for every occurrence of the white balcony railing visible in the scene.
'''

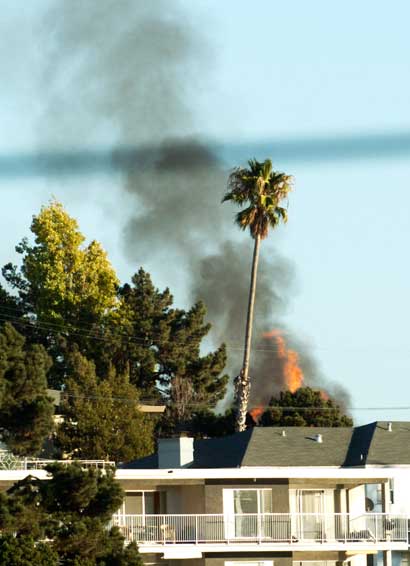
[0,453,115,471]
[111,513,409,546]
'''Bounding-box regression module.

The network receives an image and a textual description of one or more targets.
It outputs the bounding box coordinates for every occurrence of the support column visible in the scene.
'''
[381,481,390,513]
[383,550,392,566]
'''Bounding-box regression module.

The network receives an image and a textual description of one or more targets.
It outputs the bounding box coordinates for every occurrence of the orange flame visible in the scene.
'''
[249,406,264,422]
[263,330,304,393]
[320,390,329,401]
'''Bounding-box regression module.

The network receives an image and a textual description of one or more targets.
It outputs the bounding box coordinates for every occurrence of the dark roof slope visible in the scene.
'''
[343,422,376,466]
[119,453,158,469]
[191,430,252,468]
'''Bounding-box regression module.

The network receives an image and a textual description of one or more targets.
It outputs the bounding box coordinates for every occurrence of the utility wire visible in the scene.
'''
[56,392,410,413]
[0,308,404,354]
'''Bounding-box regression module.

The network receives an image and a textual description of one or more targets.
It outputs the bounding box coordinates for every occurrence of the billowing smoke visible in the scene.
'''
[42,1,350,409]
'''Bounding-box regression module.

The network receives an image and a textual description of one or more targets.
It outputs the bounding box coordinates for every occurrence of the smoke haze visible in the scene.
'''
[42,1,349,408]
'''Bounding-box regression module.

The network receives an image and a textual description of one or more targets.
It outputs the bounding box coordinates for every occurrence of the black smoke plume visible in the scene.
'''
[43,1,350,408]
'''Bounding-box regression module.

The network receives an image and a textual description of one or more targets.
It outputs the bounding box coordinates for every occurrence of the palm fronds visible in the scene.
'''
[223,159,293,240]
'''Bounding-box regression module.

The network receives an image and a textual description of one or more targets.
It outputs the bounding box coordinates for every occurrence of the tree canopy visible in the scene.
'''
[260,386,353,427]
[56,350,154,462]
[0,322,54,455]
[0,463,143,566]
[2,200,119,326]
[223,158,292,240]
[0,201,230,443]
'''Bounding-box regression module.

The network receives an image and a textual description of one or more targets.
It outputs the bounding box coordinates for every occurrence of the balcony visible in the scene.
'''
[0,453,115,471]
[111,513,409,553]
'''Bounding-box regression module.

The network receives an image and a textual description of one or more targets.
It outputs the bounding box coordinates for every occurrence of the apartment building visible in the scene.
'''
[1,422,409,566]
[111,422,410,566]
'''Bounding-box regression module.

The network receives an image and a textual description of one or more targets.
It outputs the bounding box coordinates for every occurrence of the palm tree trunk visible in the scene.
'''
[235,234,261,432]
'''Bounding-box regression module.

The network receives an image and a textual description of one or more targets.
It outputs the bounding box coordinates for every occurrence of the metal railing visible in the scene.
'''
[110,513,408,546]
[0,453,115,471]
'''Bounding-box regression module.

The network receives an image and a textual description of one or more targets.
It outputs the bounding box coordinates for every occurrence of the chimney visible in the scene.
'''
[158,437,194,468]
[315,433,323,443]
[387,422,393,432]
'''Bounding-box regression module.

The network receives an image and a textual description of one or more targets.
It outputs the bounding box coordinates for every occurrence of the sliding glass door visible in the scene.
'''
[224,489,272,538]
[298,490,325,540]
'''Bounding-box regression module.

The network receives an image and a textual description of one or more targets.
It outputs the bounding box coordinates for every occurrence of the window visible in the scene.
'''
[223,489,273,538]
[229,489,273,515]
[119,491,166,516]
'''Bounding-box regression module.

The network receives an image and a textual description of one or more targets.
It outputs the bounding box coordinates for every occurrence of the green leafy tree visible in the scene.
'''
[2,200,119,324]
[223,159,293,432]
[0,463,143,566]
[1,203,228,436]
[260,386,353,427]
[0,322,54,455]
[2,200,119,387]
[56,350,154,462]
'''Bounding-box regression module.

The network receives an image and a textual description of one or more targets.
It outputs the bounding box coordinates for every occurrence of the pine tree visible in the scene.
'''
[108,269,229,425]
[56,350,154,462]
[260,387,353,427]
[0,322,54,455]
[0,535,58,566]
[1,204,229,436]
[0,463,143,566]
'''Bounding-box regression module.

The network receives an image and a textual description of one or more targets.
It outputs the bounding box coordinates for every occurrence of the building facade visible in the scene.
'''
[1,422,409,566]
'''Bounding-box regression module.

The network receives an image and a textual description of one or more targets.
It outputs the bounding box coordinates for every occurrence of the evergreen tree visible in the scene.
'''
[56,350,154,462]
[0,535,58,566]
[107,269,229,425]
[0,322,54,455]
[260,386,353,427]
[0,463,143,566]
[0,284,20,315]
[1,203,229,436]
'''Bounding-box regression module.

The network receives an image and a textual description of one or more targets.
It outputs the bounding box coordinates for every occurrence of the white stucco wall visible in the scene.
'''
[388,469,410,515]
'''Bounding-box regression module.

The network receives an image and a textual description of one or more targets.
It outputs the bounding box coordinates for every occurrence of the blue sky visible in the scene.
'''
[1,1,410,422]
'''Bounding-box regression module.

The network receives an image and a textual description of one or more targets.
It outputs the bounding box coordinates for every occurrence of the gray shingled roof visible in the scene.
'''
[241,427,353,467]
[365,422,410,465]
[122,421,410,469]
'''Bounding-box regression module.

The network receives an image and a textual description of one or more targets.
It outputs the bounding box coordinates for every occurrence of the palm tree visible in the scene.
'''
[223,159,293,432]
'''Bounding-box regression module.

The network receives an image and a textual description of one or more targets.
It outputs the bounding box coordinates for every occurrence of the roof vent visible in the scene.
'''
[281,430,286,437]
[315,433,323,443]
[387,422,393,432]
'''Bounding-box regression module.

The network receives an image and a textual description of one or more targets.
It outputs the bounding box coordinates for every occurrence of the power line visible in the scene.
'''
[56,392,410,413]
[1,308,407,355]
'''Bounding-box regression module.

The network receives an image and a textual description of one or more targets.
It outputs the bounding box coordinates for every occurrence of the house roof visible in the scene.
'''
[122,421,410,470]
[364,421,410,466]
[190,427,353,468]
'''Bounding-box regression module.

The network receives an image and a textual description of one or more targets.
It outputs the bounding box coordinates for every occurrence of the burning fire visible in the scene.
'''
[263,330,304,393]
[249,406,264,422]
